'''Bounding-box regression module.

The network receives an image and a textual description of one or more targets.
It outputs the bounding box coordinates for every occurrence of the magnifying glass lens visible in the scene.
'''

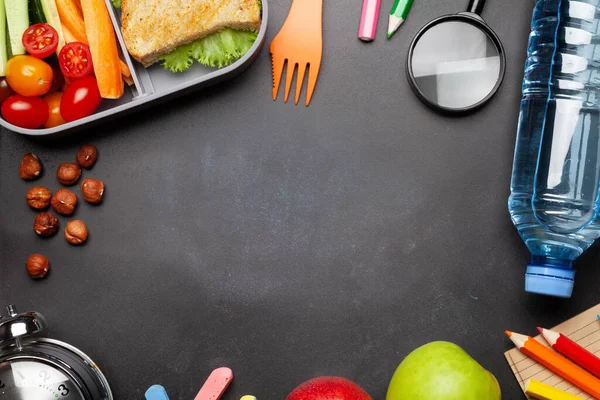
[410,20,502,110]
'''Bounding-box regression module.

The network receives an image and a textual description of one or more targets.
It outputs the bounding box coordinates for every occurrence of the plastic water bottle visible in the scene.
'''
[509,0,600,298]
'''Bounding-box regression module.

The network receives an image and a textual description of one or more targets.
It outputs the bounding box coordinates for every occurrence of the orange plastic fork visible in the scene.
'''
[270,0,324,106]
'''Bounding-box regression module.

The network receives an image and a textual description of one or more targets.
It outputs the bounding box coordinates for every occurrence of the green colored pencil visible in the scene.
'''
[388,0,414,39]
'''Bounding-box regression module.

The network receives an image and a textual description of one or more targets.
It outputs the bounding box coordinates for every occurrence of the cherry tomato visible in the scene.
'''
[2,95,49,129]
[58,42,93,79]
[44,91,66,128]
[22,23,59,59]
[60,76,101,122]
[49,67,65,92]
[0,78,14,106]
[6,55,53,97]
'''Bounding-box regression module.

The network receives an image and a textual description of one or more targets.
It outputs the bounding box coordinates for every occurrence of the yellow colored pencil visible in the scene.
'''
[525,379,584,400]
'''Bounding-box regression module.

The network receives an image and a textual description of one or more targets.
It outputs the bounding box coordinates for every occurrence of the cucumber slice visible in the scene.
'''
[5,0,28,55]
[0,0,7,75]
[29,0,46,24]
[40,0,64,53]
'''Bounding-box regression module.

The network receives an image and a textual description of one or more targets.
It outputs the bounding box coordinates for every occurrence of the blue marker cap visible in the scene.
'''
[525,264,575,298]
[145,385,170,400]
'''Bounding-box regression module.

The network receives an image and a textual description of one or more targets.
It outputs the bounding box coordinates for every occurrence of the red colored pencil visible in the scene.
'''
[538,327,600,378]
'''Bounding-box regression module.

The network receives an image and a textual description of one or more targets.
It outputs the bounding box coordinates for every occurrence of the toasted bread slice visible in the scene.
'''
[121,0,261,67]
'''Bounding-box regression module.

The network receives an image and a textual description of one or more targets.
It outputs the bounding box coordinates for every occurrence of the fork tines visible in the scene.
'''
[271,54,320,106]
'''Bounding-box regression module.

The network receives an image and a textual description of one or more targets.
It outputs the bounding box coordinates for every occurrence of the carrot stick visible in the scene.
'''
[80,0,123,98]
[119,60,133,86]
[119,61,131,79]
[73,0,82,15]
[56,0,87,44]
[123,74,133,87]
[61,24,78,44]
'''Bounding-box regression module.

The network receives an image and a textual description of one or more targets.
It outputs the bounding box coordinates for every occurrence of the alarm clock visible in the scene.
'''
[0,304,113,399]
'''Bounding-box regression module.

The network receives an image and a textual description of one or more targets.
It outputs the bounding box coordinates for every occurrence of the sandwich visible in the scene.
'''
[119,0,261,72]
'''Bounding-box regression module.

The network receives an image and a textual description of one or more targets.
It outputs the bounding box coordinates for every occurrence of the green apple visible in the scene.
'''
[386,341,501,400]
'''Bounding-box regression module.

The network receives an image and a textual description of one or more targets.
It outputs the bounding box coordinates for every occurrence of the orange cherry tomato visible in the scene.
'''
[6,55,53,97]
[43,91,66,128]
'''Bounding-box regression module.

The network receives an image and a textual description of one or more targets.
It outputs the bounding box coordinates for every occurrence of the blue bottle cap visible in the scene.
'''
[525,264,575,298]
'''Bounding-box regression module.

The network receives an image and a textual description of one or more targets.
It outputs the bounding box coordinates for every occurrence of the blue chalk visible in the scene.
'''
[145,384,170,400]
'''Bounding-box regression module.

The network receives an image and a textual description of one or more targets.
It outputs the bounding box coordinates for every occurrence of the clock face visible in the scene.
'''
[0,360,85,399]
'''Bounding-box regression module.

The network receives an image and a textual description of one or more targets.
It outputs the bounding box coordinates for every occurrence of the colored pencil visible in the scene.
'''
[387,0,414,39]
[506,330,600,398]
[358,0,382,42]
[525,379,584,400]
[539,327,600,378]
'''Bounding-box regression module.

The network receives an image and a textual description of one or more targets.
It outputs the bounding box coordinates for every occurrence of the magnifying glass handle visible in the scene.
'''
[467,0,485,15]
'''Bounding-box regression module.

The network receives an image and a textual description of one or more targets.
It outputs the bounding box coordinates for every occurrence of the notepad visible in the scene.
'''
[504,303,600,399]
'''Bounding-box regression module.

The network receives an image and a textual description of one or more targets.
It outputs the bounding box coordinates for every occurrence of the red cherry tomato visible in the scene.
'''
[22,23,59,59]
[0,78,14,106]
[1,95,49,129]
[60,76,101,122]
[58,42,94,79]
[49,67,65,92]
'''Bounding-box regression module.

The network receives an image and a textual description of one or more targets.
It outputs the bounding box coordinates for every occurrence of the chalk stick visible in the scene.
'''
[194,367,233,400]
[145,384,170,400]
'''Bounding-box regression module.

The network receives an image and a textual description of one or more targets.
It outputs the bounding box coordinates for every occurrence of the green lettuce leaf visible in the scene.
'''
[159,43,194,73]
[159,29,258,72]
[111,0,121,7]
[192,29,258,68]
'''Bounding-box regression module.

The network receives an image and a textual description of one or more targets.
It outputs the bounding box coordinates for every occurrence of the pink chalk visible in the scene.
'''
[358,0,381,41]
[193,367,233,400]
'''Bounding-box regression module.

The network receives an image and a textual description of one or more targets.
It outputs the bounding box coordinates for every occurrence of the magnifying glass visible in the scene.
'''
[406,0,506,113]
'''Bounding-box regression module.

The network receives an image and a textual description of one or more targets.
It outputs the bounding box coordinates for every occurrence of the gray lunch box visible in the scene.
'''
[0,0,269,136]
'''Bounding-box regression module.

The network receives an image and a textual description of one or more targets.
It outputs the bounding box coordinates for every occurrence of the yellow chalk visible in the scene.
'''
[240,396,257,400]
[525,379,584,400]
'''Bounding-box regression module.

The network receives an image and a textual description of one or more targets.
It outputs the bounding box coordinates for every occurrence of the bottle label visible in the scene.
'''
[569,2,595,21]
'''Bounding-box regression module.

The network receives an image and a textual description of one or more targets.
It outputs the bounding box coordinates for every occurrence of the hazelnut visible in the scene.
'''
[26,186,51,210]
[57,162,81,185]
[81,178,104,204]
[26,254,50,279]
[51,189,77,215]
[34,212,59,237]
[65,220,88,245]
[19,153,42,180]
[76,144,98,169]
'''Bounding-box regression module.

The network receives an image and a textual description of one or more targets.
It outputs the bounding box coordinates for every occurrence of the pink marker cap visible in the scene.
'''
[358,0,381,42]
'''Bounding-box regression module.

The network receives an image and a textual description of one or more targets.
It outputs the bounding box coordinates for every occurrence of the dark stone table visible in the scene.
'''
[2,0,598,398]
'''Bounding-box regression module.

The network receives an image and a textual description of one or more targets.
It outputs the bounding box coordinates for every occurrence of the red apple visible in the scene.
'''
[286,376,372,400]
